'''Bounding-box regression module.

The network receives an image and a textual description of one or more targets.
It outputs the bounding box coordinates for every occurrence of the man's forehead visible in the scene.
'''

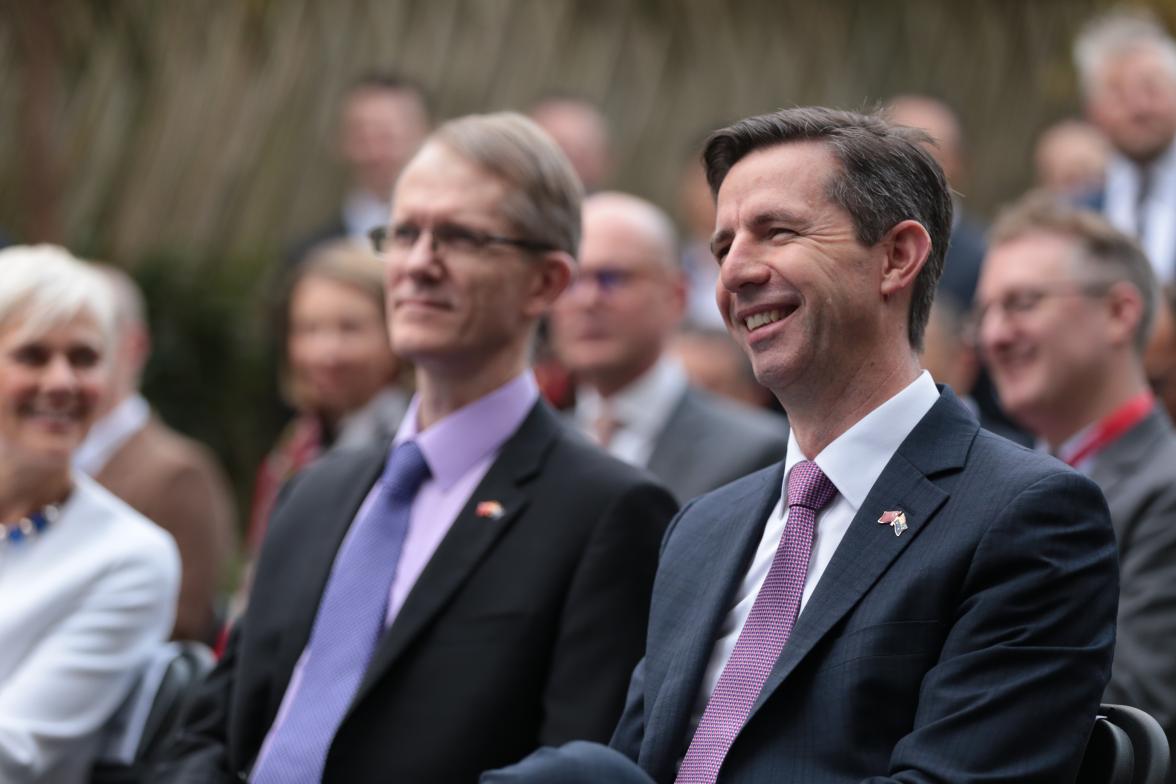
[986,231,1080,284]
[393,144,508,213]
[716,142,836,205]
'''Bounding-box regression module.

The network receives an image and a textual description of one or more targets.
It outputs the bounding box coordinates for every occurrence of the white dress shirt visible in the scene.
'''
[0,474,179,783]
[689,371,940,732]
[1105,141,1176,283]
[573,357,688,467]
[341,190,392,240]
[72,394,151,476]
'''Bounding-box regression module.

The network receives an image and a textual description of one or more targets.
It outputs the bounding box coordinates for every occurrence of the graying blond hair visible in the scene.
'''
[0,245,117,347]
[1074,8,1176,96]
[431,111,583,257]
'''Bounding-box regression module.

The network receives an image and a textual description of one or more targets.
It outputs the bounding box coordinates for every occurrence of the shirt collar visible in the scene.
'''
[341,189,392,239]
[575,356,688,440]
[72,393,151,475]
[782,371,939,511]
[394,372,539,490]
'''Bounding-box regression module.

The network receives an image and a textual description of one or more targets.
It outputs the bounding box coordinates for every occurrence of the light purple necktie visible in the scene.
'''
[251,440,430,784]
[676,460,837,784]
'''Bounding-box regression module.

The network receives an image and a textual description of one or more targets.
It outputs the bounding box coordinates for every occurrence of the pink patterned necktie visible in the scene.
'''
[676,460,838,784]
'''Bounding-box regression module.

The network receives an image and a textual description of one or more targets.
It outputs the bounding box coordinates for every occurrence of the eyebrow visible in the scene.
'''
[709,209,807,256]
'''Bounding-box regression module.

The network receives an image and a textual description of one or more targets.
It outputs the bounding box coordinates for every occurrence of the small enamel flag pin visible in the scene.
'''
[877,510,908,537]
[476,500,505,520]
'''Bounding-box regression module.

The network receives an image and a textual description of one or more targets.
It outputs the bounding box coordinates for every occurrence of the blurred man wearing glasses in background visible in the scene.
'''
[155,113,676,784]
[978,193,1176,764]
[550,192,788,504]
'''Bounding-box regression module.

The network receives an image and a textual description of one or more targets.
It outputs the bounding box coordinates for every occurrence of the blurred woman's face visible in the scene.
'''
[287,276,398,422]
[0,313,106,467]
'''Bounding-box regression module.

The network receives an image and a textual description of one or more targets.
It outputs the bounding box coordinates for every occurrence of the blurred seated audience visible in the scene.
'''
[74,266,235,643]
[670,326,774,411]
[1034,118,1111,198]
[677,151,725,329]
[549,191,787,503]
[248,240,410,554]
[528,93,613,193]
[885,94,986,307]
[1146,283,1176,419]
[1075,8,1176,283]
[285,73,431,268]
[923,295,1031,445]
[0,245,179,782]
[977,194,1176,757]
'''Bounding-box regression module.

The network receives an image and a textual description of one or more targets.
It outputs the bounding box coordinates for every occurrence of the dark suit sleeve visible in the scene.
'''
[539,480,677,745]
[609,494,699,762]
[865,471,1118,784]
[1103,482,1176,738]
[149,624,241,783]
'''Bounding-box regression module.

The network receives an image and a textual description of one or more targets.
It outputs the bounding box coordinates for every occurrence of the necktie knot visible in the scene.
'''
[787,460,837,512]
[380,440,431,502]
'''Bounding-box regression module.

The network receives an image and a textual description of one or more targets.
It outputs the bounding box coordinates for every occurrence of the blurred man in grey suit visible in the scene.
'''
[979,193,1176,764]
[550,191,788,503]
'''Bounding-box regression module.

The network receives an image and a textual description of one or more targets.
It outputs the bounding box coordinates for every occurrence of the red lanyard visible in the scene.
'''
[1063,390,1155,467]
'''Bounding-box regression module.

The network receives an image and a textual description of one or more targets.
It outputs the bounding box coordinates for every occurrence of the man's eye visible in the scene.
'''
[436,225,482,250]
[1008,292,1043,313]
[391,225,420,246]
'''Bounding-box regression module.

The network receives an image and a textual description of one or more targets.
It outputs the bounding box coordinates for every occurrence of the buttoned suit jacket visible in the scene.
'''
[1092,406,1176,770]
[95,415,236,643]
[154,401,677,783]
[610,388,1119,783]
[645,387,789,505]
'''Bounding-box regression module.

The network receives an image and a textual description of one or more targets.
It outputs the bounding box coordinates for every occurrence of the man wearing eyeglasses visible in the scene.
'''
[549,192,788,504]
[155,113,677,784]
[978,192,1176,762]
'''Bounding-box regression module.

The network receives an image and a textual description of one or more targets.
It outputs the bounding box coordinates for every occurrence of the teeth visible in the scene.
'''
[744,309,783,331]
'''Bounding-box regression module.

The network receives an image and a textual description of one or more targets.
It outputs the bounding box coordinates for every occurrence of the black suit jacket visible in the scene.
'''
[610,389,1118,783]
[155,402,677,783]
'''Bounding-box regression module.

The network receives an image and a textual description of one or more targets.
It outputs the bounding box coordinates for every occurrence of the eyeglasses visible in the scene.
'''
[567,268,647,295]
[971,283,1110,330]
[369,221,554,257]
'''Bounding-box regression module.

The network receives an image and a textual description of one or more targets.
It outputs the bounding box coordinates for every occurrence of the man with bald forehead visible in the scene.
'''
[550,191,787,504]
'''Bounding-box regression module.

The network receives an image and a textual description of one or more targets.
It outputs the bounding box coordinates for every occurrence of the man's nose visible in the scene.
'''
[718,237,771,293]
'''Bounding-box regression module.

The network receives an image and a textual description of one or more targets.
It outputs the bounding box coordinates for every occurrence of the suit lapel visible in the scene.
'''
[745,391,975,723]
[645,388,693,480]
[349,403,557,707]
[641,465,785,777]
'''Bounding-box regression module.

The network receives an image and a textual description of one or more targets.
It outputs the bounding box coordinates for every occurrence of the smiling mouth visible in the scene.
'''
[743,306,796,332]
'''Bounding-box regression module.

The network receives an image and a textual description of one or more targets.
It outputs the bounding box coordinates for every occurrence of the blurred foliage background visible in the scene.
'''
[2,0,1171,520]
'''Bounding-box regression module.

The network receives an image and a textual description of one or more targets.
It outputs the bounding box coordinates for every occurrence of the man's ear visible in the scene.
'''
[524,251,575,318]
[879,219,933,300]
[1103,280,1146,349]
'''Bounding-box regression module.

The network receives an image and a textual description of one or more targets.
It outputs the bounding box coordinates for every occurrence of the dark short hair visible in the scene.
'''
[703,106,953,351]
[347,71,432,121]
[991,191,1157,352]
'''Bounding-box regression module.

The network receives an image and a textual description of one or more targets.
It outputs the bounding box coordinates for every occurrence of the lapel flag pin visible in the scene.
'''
[476,500,505,520]
[877,510,908,537]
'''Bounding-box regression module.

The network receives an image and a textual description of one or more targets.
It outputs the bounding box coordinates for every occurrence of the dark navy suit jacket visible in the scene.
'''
[614,388,1117,782]
[488,389,1119,783]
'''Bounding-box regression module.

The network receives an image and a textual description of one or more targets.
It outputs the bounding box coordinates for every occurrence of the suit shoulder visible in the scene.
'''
[684,389,788,441]
[548,423,668,494]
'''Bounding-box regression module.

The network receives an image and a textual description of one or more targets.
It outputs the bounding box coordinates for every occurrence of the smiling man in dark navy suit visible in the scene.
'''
[487,107,1119,784]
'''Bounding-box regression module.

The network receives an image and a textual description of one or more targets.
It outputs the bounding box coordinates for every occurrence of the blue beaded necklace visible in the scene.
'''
[0,504,61,549]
